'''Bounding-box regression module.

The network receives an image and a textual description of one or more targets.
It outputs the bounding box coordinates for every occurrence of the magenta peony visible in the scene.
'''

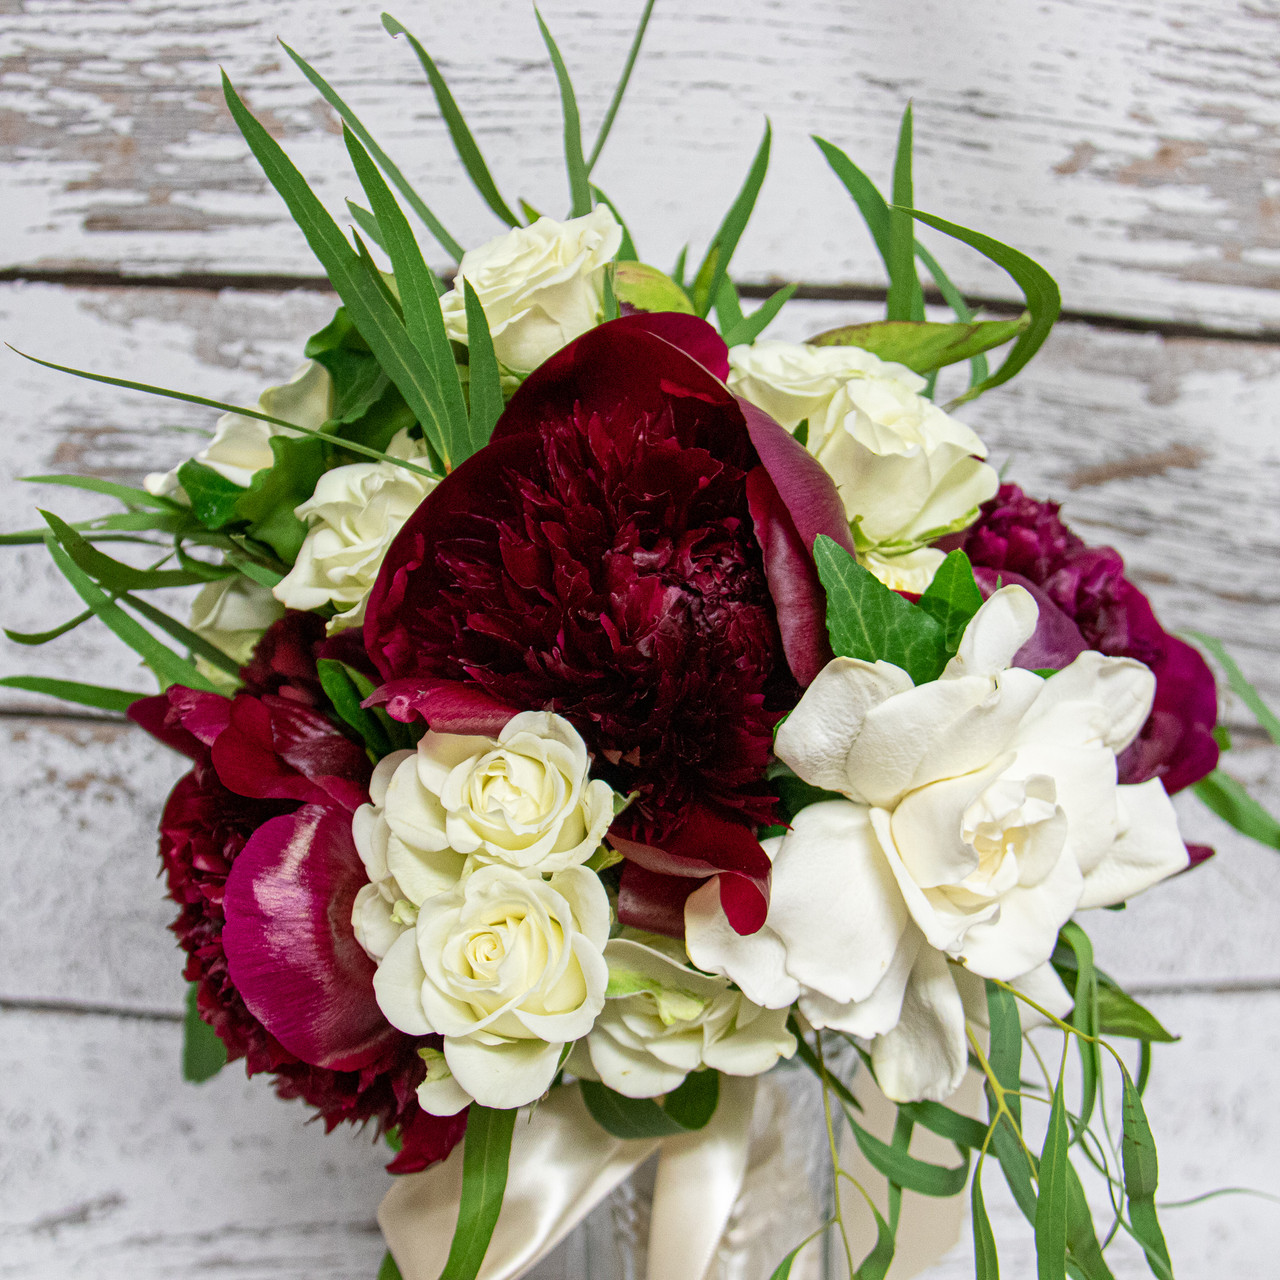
[364,313,853,936]
[130,615,466,1172]
[957,484,1219,795]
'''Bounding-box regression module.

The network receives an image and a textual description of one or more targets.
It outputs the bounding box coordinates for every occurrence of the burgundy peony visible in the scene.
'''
[957,484,1219,795]
[364,313,853,936]
[130,614,465,1172]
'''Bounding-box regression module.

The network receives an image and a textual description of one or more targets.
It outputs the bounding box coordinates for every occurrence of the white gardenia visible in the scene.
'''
[441,207,622,376]
[272,428,437,631]
[145,361,333,498]
[567,936,796,1098]
[374,864,610,1113]
[687,587,1189,1103]
[727,340,998,570]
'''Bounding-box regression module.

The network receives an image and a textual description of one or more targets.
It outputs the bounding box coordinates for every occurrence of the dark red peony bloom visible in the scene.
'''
[130,614,466,1172]
[957,484,1219,795]
[364,313,852,936]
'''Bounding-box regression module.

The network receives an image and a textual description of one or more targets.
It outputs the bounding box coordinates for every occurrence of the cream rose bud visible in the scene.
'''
[441,207,622,376]
[273,429,438,633]
[188,575,285,668]
[727,340,998,557]
[145,361,333,499]
[569,936,795,1098]
[373,864,611,1112]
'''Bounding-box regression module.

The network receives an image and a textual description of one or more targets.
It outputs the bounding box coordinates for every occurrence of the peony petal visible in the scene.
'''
[766,801,910,1005]
[443,1035,563,1110]
[971,567,1088,671]
[1077,778,1189,909]
[774,657,914,794]
[365,677,519,734]
[604,310,731,380]
[127,692,206,759]
[222,804,403,1069]
[943,585,1039,681]
[871,946,968,1104]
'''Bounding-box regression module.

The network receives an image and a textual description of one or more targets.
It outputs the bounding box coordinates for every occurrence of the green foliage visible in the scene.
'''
[886,104,923,323]
[316,658,394,758]
[438,1105,518,1280]
[1194,770,1280,851]
[813,535,948,684]
[723,283,798,346]
[580,1070,720,1138]
[463,280,504,448]
[1035,1070,1070,1280]
[182,982,228,1083]
[691,123,772,318]
[613,262,695,314]
[377,1251,404,1280]
[585,0,657,172]
[534,9,592,218]
[234,435,327,561]
[972,1162,1001,1279]
[1120,1068,1174,1278]
[0,676,144,713]
[916,549,984,652]
[808,315,1029,374]
[840,1105,970,1197]
[1185,630,1280,745]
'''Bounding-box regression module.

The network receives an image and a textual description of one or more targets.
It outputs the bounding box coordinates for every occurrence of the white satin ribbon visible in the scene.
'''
[379,1071,976,1280]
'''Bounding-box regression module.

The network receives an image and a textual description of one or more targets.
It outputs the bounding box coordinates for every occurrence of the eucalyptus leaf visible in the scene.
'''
[1035,1072,1070,1280]
[840,1104,970,1197]
[813,535,948,684]
[1120,1067,1174,1278]
[1060,921,1101,1142]
[808,316,1029,375]
[972,1162,1001,1279]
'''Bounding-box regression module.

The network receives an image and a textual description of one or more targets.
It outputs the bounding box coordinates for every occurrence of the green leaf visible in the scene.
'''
[771,769,844,823]
[580,1072,720,1138]
[438,1105,517,1280]
[1184,630,1280,746]
[808,316,1029,375]
[887,104,922,323]
[1193,769,1280,851]
[991,1118,1038,1225]
[714,275,744,334]
[916,549,984,652]
[345,198,386,251]
[1120,1066,1174,1278]
[344,125,472,464]
[316,658,393,757]
[381,14,520,227]
[176,460,248,531]
[122,592,243,679]
[852,1197,897,1280]
[0,675,144,712]
[840,1105,970,1197]
[6,607,96,646]
[377,1250,403,1280]
[897,1098,990,1152]
[723,282,798,346]
[913,240,991,387]
[534,9,592,218]
[586,0,657,172]
[671,244,689,289]
[21,473,184,512]
[613,261,695,314]
[813,534,948,684]
[1035,1072,1070,1280]
[220,73,458,470]
[36,514,212,592]
[692,122,771,319]
[1095,986,1177,1043]
[1065,1162,1117,1280]
[182,982,228,1083]
[590,186,638,260]
[463,279,504,452]
[279,40,463,261]
[40,514,221,692]
[972,1162,1001,1280]
[813,136,891,264]
[1060,921,1100,1142]
[987,981,1023,1129]
[897,207,1061,406]
[233,435,327,563]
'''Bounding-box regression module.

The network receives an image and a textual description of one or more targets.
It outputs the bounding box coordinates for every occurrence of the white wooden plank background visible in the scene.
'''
[2,2,1278,1277]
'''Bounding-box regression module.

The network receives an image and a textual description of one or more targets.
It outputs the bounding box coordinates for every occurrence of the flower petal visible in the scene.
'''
[943,585,1039,681]
[1077,778,1189,909]
[223,804,403,1069]
[443,1035,564,1110]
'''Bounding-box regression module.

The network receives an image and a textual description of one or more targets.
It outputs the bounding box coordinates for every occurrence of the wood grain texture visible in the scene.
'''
[3,0,1280,329]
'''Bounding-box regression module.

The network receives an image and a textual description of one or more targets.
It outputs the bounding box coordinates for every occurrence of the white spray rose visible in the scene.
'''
[145,361,333,498]
[687,587,1188,1102]
[272,429,438,632]
[441,207,622,376]
[568,936,795,1098]
[186,575,286,689]
[374,863,610,1113]
[727,340,998,568]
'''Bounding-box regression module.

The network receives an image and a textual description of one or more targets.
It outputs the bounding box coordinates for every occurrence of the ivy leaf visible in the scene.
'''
[813,535,947,684]
[234,436,328,562]
[917,549,984,652]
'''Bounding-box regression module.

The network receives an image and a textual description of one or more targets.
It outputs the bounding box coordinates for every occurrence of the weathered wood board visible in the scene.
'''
[4,1,1280,329]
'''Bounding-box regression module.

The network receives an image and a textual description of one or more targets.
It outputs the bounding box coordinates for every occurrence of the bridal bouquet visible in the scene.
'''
[5,6,1276,1279]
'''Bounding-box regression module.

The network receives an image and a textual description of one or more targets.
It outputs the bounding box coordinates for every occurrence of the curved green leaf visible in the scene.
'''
[0,675,145,713]
[808,316,1029,375]
[439,1105,517,1280]
[534,9,591,218]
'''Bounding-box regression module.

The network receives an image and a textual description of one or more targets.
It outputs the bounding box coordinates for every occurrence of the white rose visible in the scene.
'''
[441,207,622,376]
[272,428,438,632]
[373,863,610,1113]
[145,361,333,498]
[186,575,286,688]
[687,587,1188,1102]
[727,340,998,556]
[568,936,795,1098]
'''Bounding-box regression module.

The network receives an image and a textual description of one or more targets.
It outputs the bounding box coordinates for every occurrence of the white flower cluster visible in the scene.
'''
[353,711,795,1115]
[686,587,1189,1103]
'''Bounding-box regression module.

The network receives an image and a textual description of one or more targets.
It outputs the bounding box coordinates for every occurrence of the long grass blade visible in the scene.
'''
[586,0,657,172]
[535,9,592,218]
